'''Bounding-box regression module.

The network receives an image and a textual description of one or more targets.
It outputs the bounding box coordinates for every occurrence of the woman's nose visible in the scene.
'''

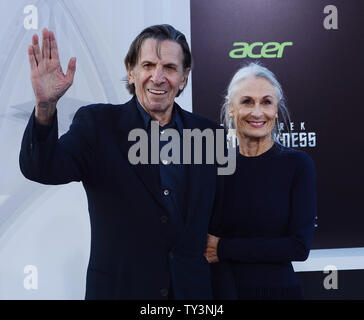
[251,103,264,118]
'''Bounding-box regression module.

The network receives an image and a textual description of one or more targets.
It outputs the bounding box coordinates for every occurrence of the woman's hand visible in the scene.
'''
[204,233,220,263]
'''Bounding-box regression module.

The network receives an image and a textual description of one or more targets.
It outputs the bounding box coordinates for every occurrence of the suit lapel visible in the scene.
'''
[114,97,166,212]
[177,107,203,230]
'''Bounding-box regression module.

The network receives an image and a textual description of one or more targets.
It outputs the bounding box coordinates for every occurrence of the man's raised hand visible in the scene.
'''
[28,28,76,125]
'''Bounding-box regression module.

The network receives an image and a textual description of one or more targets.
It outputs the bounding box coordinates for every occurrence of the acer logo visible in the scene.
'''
[229,42,293,58]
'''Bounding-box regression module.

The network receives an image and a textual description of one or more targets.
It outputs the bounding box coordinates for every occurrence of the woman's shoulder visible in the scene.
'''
[274,143,315,170]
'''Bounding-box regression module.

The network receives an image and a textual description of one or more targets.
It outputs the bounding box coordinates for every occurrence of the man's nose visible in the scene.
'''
[151,66,165,84]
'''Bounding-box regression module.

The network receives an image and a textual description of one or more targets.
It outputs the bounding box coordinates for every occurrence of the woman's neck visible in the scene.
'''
[238,135,274,157]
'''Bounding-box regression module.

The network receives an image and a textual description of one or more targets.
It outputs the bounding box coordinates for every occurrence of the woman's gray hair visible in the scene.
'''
[220,62,291,142]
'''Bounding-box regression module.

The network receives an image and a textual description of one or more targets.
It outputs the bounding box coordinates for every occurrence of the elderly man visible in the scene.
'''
[20,24,222,300]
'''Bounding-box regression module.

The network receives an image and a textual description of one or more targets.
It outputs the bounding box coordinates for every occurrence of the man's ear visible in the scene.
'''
[179,67,191,91]
[127,64,135,84]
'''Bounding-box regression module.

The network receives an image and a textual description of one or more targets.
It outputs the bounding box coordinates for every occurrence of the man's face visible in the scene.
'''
[128,38,190,119]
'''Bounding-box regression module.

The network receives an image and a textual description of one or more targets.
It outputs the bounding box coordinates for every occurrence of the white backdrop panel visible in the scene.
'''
[0,0,191,300]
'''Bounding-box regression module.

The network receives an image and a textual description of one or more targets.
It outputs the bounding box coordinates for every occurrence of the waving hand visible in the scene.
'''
[28,28,76,125]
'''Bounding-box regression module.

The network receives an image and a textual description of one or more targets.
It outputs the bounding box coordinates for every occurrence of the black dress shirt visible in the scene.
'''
[135,99,187,236]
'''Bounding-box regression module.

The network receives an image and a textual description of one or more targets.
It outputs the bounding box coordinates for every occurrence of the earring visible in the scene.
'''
[227,116,237,149]
[275,114,282,139]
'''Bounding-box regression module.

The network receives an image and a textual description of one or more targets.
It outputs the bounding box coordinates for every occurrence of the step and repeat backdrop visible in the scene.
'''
[0,0,362,299]
[190,0,364,250]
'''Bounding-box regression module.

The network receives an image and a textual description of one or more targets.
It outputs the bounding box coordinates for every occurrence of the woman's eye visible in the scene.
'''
[263,100,272,105]
[242,99,251,104]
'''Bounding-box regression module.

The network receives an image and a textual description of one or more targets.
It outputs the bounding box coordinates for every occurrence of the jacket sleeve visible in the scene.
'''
[217,154,317,263]
[19,106,96,185]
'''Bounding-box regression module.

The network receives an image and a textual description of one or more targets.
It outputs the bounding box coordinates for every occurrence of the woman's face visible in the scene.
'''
[229,77,279,142]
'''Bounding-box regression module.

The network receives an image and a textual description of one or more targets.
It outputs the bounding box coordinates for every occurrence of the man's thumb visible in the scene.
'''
[66,57,77,81]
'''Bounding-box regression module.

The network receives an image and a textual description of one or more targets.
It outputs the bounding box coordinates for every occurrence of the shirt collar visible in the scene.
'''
[135,97,152,130]
[135,96,184,134]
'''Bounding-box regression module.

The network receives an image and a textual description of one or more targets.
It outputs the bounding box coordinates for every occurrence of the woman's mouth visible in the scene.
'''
[247,121,266,128]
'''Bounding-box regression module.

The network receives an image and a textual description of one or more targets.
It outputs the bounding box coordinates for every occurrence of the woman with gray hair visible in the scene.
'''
[205,62,316,300]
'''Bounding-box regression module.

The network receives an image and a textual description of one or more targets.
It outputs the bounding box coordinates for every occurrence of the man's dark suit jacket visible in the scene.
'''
[19,96,221,300]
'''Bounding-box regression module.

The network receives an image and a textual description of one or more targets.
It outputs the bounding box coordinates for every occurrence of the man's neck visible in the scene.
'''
[138,99,174,127]
[149,108,173,127]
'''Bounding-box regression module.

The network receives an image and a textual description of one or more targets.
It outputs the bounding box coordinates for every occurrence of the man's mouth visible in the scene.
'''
[147,89,167,95]
[247,121,266,128]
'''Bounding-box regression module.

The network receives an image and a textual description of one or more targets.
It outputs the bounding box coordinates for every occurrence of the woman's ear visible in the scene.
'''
[227,100,234,118]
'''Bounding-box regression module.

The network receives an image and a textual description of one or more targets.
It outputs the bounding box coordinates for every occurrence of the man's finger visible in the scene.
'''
[65,57,77,83]
[42,28,50,60]
[28,45,38,71]
[49,30,59,61]
[32,34,41,65]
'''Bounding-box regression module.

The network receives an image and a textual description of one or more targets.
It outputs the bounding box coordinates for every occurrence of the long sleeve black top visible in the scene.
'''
[210,143,316,299]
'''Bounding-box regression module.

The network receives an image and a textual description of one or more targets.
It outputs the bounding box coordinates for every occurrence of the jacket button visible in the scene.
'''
[160,288,168,297]
[160,216,169,223]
